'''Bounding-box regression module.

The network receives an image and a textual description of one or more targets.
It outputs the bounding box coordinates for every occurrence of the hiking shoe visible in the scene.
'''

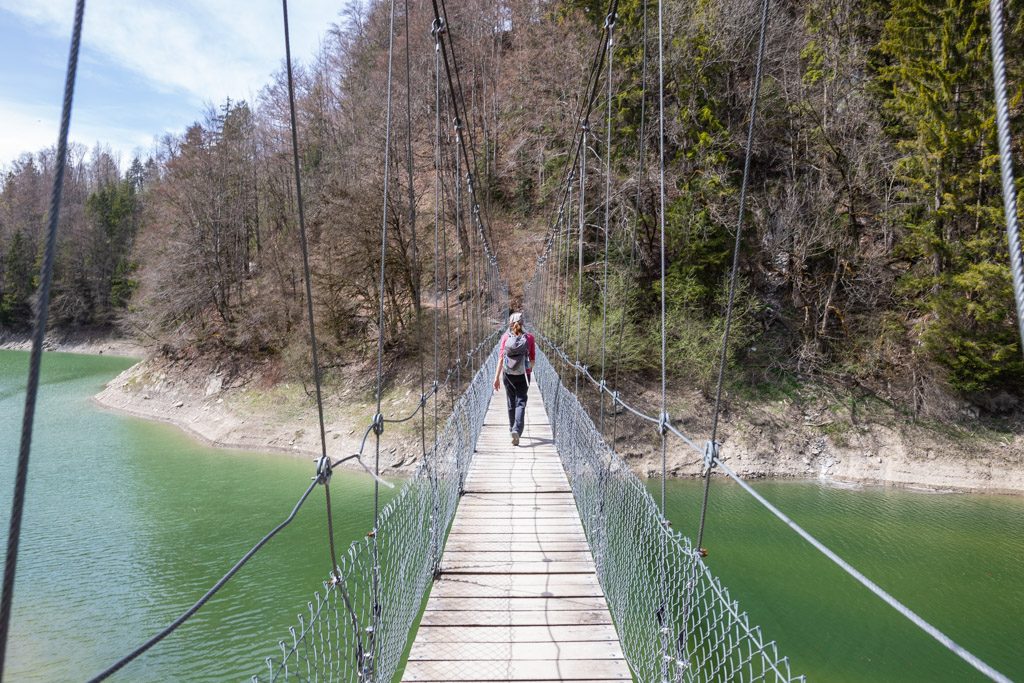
[511,432,520,446]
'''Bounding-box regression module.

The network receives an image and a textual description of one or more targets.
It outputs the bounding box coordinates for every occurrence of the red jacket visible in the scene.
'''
[499,332,536,376]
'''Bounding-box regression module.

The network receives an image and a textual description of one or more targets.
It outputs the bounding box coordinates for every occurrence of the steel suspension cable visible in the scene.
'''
[429,0,497,266]
[438,0,493,246]
[576,125,588,396]
[989,0,1024,354]
[371,0,399,674]
[455,145,464,386]
[656,0,670,678]
[611,0,649,454]
[543,0,620,257]
[403,0,426,469]
[428,15,445,572]
[598,10,617,435]
[696,0,771,553]
[440,130,455,408]
[656,0,671,519]
[433,15,443,452]
[0,2,85,676]
[279,0,343,584]
[86,480,320,682]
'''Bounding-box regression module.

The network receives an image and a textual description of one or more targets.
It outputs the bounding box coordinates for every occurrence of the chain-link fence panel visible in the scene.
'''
[254,348,498,683]
[535,347,804,683]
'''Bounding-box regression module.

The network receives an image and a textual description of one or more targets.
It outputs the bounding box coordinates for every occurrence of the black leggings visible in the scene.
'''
[503,372,529,434]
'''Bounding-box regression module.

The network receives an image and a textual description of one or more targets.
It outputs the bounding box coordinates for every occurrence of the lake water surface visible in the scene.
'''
[1,350,1021,681]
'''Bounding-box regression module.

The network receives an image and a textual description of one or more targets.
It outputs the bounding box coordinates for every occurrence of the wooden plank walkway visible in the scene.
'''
[402,385,633,682]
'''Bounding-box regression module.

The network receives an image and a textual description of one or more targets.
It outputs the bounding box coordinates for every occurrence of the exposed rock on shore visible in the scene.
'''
[87,347,1024,494]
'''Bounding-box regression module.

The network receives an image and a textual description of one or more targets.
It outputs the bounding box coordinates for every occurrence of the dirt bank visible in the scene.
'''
[0,330,146,357]
[88,345,1024,493]
[608,383,1024,495]
[92,350,429,473]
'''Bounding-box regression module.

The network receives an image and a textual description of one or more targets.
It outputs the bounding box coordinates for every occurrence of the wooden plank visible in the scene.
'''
[444,541,591,552]
[419,609,612,627]
[408,640,625,661]
[442,551,594,563]
[442,561,597,575]
[463,487,573,494]
[402,658,633,681]
[459,492,575,501]
[429,575,604,599]
[409,680,631,683]
[424,596,608,612]
[456,510,580,520]
[411,624,620,644]
[462,478,568,484]
[445,533,588,543]
[450,521,584,532]
[447,521,582,531]
[457,501,578,509]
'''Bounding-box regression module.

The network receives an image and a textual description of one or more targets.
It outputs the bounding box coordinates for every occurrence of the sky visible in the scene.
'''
[0,0,348,170]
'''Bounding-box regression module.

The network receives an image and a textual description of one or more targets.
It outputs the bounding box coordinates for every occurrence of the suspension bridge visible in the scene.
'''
[2,0,1021,681]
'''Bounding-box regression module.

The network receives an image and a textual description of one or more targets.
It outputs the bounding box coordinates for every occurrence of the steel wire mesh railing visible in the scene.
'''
[254,347,498,682]
[535,347,804,683]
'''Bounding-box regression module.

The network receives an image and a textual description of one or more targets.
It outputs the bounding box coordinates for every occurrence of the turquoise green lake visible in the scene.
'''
[0,350,1021,681]
[0,350,393,681]
[654,479,1024,682]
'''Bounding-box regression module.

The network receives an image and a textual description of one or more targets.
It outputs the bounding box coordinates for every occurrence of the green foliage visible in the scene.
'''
[554,266,760,392]
[922,261,1024,392]
[0,230,37,328]
[872,0,1024,393]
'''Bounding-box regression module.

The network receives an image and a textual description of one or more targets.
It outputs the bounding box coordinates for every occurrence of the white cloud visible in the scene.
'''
[0,0,345,165]
[1,0,343,103]
[0,102,57,163]
[0,100,158,170]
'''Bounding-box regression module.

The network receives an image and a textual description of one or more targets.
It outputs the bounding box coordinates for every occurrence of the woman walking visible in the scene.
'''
[493,312,536,446]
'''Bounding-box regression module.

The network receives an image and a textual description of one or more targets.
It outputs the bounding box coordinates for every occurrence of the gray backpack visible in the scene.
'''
[504,334,528,374]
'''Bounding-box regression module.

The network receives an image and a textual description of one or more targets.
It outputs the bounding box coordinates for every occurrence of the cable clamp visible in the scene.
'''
[419,392,429,408]
[702,440,719,477]
[453,116,462,130]
[372,413,385,436]
[430,17,446,38]
[581,118,591,133]
[604,11,617,29]
[659,411,670,435]
[611,390,621,405]
[328,567,342,586]
[315,454,333,484]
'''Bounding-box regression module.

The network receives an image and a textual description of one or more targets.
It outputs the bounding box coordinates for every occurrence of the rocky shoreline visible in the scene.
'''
[0,331,146,358]
[91,352,424,473]
[620,394,1024,495]
[48,341,1022,494]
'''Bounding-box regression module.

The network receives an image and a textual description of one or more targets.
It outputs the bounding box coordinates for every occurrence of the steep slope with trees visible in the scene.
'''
[2,0,1022,462]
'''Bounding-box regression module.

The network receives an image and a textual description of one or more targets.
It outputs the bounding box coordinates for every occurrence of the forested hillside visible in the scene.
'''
[1,0,1021,420]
